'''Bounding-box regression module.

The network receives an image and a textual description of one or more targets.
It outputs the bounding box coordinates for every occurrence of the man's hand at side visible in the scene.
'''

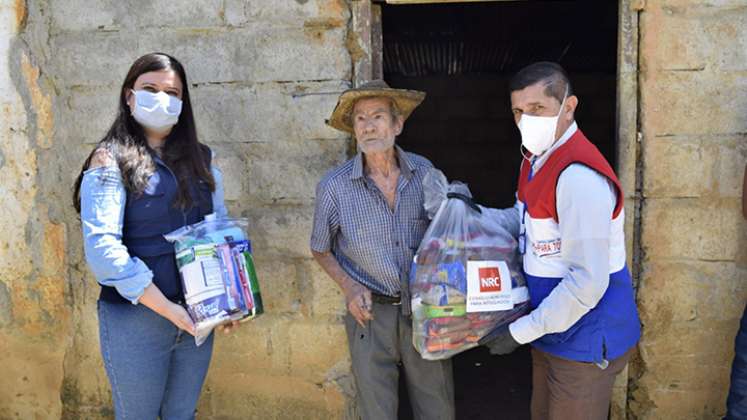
[344,281,373,327]
[312,249,374,328]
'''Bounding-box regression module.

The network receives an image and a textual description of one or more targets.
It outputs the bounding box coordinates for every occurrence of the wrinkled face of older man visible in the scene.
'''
[352,97,403,154]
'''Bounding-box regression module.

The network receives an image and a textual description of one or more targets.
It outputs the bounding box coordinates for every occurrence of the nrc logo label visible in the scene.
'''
[478,267,502,293]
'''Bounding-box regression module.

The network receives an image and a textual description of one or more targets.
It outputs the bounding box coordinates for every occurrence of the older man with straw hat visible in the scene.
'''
[310,80,455,420]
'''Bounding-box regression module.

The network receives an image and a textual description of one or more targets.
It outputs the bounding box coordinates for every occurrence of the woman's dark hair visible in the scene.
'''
[509,61,573,104]
[73,52,215,213]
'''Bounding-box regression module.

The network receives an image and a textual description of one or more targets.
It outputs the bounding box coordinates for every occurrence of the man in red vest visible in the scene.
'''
[480,62,641,419]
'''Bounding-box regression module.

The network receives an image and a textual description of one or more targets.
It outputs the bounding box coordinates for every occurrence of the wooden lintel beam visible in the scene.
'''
[385,0,518,4]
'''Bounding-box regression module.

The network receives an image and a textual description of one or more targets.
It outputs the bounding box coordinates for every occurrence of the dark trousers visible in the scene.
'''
[344,302,455,420]
[726,305,747,420]
[530,347,632,420]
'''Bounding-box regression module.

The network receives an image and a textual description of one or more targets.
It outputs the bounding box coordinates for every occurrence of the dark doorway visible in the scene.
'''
[382,1,619,419]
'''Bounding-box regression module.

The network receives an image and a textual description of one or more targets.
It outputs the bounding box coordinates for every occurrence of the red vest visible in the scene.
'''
[517,129,624,222]
[515,129,640,363]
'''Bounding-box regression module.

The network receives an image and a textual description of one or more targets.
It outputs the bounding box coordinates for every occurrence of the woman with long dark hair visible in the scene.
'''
[73,52,231,419]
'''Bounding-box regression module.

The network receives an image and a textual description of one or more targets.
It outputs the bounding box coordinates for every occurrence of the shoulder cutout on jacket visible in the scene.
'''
[89,148,115,169]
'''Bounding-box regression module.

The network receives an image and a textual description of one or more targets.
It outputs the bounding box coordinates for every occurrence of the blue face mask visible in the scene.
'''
[130,90,182,132]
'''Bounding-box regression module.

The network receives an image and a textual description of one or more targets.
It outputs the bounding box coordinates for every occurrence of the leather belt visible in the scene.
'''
[371,292,401,305]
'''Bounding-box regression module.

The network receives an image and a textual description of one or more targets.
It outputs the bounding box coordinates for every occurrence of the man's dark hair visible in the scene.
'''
[509,62,573,104]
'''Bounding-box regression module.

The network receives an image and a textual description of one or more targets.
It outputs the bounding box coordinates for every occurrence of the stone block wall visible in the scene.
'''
[630,0,747,418]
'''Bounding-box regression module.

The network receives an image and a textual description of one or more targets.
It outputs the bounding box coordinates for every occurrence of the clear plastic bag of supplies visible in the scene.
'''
[410,169,530,360]
[164,214,264,346]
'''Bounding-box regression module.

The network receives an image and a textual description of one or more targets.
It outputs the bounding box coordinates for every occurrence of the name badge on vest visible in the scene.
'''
[532,238,562,258]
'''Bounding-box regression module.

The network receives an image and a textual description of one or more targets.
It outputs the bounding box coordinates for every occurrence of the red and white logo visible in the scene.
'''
[478,267,502,293]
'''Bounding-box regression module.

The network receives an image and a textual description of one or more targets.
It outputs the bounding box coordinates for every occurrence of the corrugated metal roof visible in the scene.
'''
[381,1,617,76]
[384,39,575,76]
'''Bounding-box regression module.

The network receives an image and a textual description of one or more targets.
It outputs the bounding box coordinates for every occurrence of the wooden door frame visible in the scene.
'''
[350,1,383,86]
[612,2,643,417]
[349,2,643,418]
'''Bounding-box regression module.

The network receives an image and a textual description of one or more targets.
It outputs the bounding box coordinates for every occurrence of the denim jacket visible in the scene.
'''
[80,154,227,304]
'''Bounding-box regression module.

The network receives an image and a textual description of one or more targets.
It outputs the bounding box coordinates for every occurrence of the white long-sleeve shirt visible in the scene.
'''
[489,123,618,345]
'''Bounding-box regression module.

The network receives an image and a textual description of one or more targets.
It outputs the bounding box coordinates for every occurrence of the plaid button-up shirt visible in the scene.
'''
[311,146,433,311]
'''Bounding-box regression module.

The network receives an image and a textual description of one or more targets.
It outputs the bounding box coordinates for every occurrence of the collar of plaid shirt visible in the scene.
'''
[349,145,416,181]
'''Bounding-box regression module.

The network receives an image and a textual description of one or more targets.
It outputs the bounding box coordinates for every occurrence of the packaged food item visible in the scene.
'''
[165,214,263,345]
[411,169,530,360]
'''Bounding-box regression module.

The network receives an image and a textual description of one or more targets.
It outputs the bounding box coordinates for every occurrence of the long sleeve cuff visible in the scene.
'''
[103,258,154,304]
[509,315,544,345]
[89,252,155,304]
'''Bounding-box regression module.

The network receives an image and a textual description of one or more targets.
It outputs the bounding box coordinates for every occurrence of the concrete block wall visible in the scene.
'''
[0,2,73,418]
[630,1,747,418]
[1,1,356,418]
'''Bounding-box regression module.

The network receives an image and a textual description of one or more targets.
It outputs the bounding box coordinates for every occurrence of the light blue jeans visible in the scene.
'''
[98,300,214,420]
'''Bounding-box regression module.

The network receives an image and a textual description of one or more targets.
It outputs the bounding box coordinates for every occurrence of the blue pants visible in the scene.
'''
[726,305,747,420]
[97,300,214,420]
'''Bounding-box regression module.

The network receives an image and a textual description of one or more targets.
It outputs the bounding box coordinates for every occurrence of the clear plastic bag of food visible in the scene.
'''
[410,169,529,360]
[164,214,264,346]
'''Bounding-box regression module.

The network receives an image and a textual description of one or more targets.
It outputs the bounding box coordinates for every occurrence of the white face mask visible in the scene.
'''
[130,90,182,132]
[518,90,568,157]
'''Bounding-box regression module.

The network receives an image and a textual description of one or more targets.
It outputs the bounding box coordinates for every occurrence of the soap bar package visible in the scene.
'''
[165,215,263,346]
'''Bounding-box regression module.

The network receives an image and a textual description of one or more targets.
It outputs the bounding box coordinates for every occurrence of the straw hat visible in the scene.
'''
[325,79,426,134]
